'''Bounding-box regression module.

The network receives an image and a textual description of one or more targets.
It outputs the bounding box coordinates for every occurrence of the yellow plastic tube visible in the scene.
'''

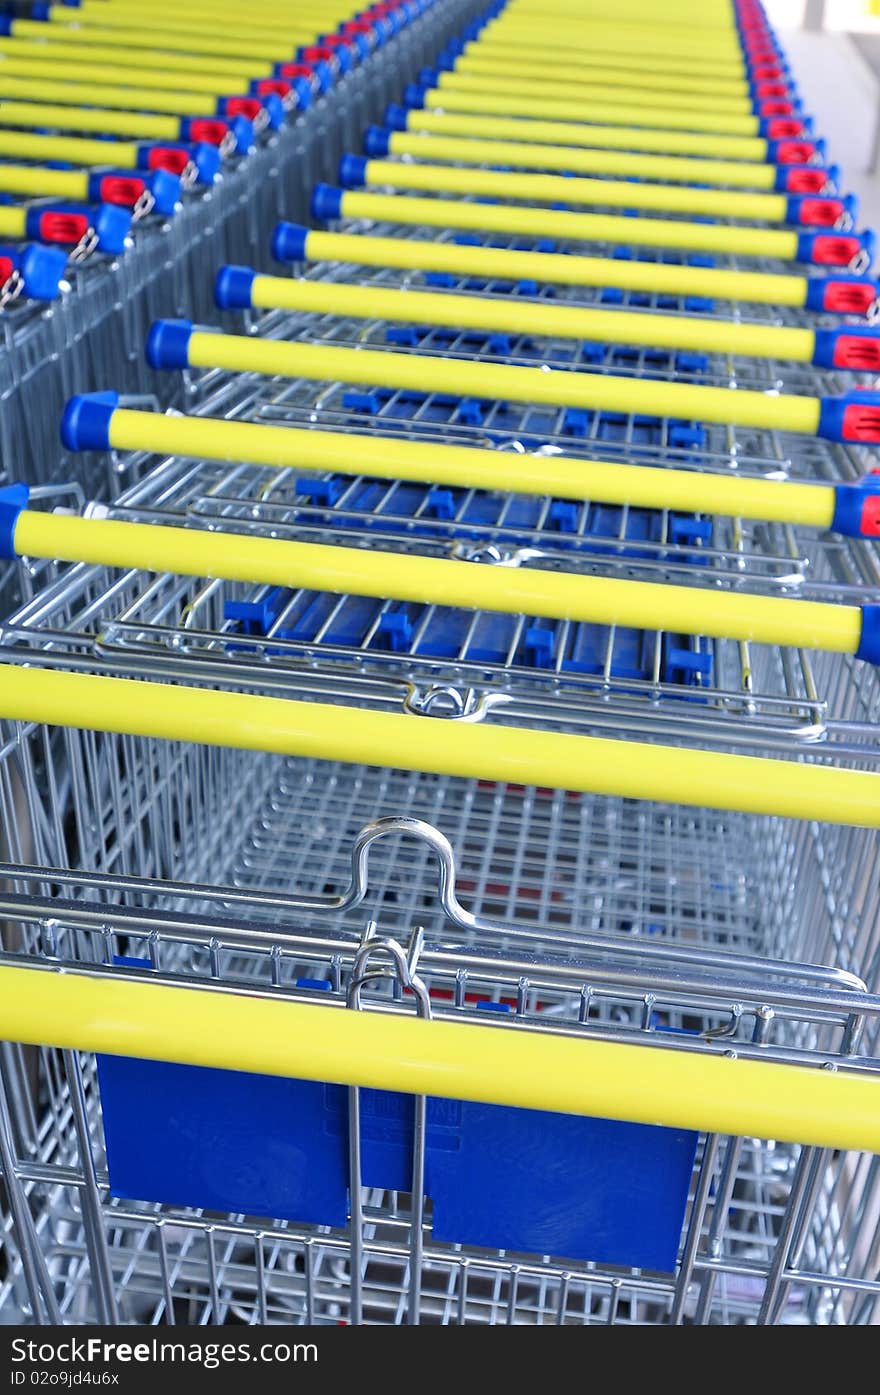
[5,16,295,64]
[332,188,800,263]
[97,407,837,529]
[483,16,742,55]
[0,205,27,238]
[243,273,816,363]
[178,329,823,436]
[0,74,223,118]
[0,35,276,82]
[470,35,747,80]
[0,163,87,199]
[13,509,860,656]
[0,51,271,96]
[378,132,786,199]
[68,0,353,41]
[418,85,763,137]
[431,68,756,116]
[399,109,772,163]
[4,963,880,1154]
[286,227,811,308]
[0,128,139,169]
[0,99,182,141]
[451,50,751,97]
[1,662,879,826]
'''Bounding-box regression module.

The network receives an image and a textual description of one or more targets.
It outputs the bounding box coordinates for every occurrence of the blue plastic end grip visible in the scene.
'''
[418,66,440,86]
[189,143,222,186]
[144,168,183,215]
[146,319,194,372]
[0,483,29,561]
[831,478,880,538]
[813,326,880,371]
[214,265,257,311]
[857,606,880,664]
[818,390,880,444]
[91,204,133,254]
[60,391,120,453]
[384,102,409,131]
[804,275,879,315]
[310,183,344,222]
[271,222,309,263]
[0,17,12,36]
[403,82,426,109]
[363,125,391,158]
[338,153,368,188]
[258,93,286,130]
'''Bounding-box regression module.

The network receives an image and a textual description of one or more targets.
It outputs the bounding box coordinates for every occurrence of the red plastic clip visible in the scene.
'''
[147,146,190,175]
[36,211,89,244]
[300,45,336,63]
[783,167,827,194]
[758,99,796,116]
[0,256,14,285]
[833,336,880,372]
[254,78,292,97]
[223,96,262,121]
[187,119,228,147]
[823,280,878,315]
[842,402,880,442]
[774,140,819,164]
[755,81,791,99]
[810,235,862,265]
[765,118,804,138]
[799,197,845,227]
[96,175,147,207]
[860,496,880,536]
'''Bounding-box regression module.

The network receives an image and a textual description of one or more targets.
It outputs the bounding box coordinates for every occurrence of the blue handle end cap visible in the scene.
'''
[363,125,391,158]
[338,153,368,188]
[214,265,257,311]
[191,143,222,186]
[60,391,120,453]
[146,319,194,372]
[92,204,132,254]
[384,102,409,131]
[16,244,67,301]
[857,605,880,664]
[310,183,344,222]
[271,221,309,263]
[0,483,30,561]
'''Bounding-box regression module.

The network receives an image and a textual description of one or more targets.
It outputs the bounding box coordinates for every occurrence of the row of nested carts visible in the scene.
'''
[0,0,879,1328]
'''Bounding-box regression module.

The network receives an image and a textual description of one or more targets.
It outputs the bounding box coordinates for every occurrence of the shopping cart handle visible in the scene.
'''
[767,138,824,164]
[146,319,193,372]
[797,229,875,268]
[0,242,66,300]
[819,390,880,444]
[339,153,368,188]
[364,125,391,158]
[805,275,879,315]
[23,206,89,247]
[85,171,179,217]
[136,143,220,187]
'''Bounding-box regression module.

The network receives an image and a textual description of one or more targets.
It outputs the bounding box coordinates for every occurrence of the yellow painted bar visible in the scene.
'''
[478,30,745,68]
[101,408,835,529]
[0,74,219,118]
[401,109,771,163]
[433,68,755,116]
[245,274,816,363]
[68,0,352,41]
[375,159,779,226]
[483,16,742,55]
[452,50,751,97]
[287,227,809,308]
[1,662,878,826]
[0,128,138,168]
[334,188,800,262]
[4,964,880,1154]
[382,130,780,195]
[419,86,762,137]
[6,17,295,64]
[14,510,859,655]
[470,35,747,79]
[0,205,26,237]
[0,52,267,97]
[0,35,276,82]
[181,329,822,436]
[0,163,86,199]
[0,99,181,141]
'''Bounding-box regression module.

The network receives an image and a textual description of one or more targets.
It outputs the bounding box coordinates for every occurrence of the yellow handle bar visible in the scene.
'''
[4,963,879,1154]
[243,273,816,363]
[93,407,837,529]
[0,163,87,200]
[0,73,219,119]
[470,35,746,80]
[0,127,138,168]
[334,187,799,261]
[374,137,788,217]
[419,85,761,136]
[387,122,778,189]
[432,68,756,116]
[451,50,751,98]
[2,662,880,826]
[0,98,181,141]
[9,15,293,64]
[0,50,267,96]
[401,108,770,162]
[283,227,811,308]
[178,328,821,436]
[13,509,862,658]
[0,33,275,82]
